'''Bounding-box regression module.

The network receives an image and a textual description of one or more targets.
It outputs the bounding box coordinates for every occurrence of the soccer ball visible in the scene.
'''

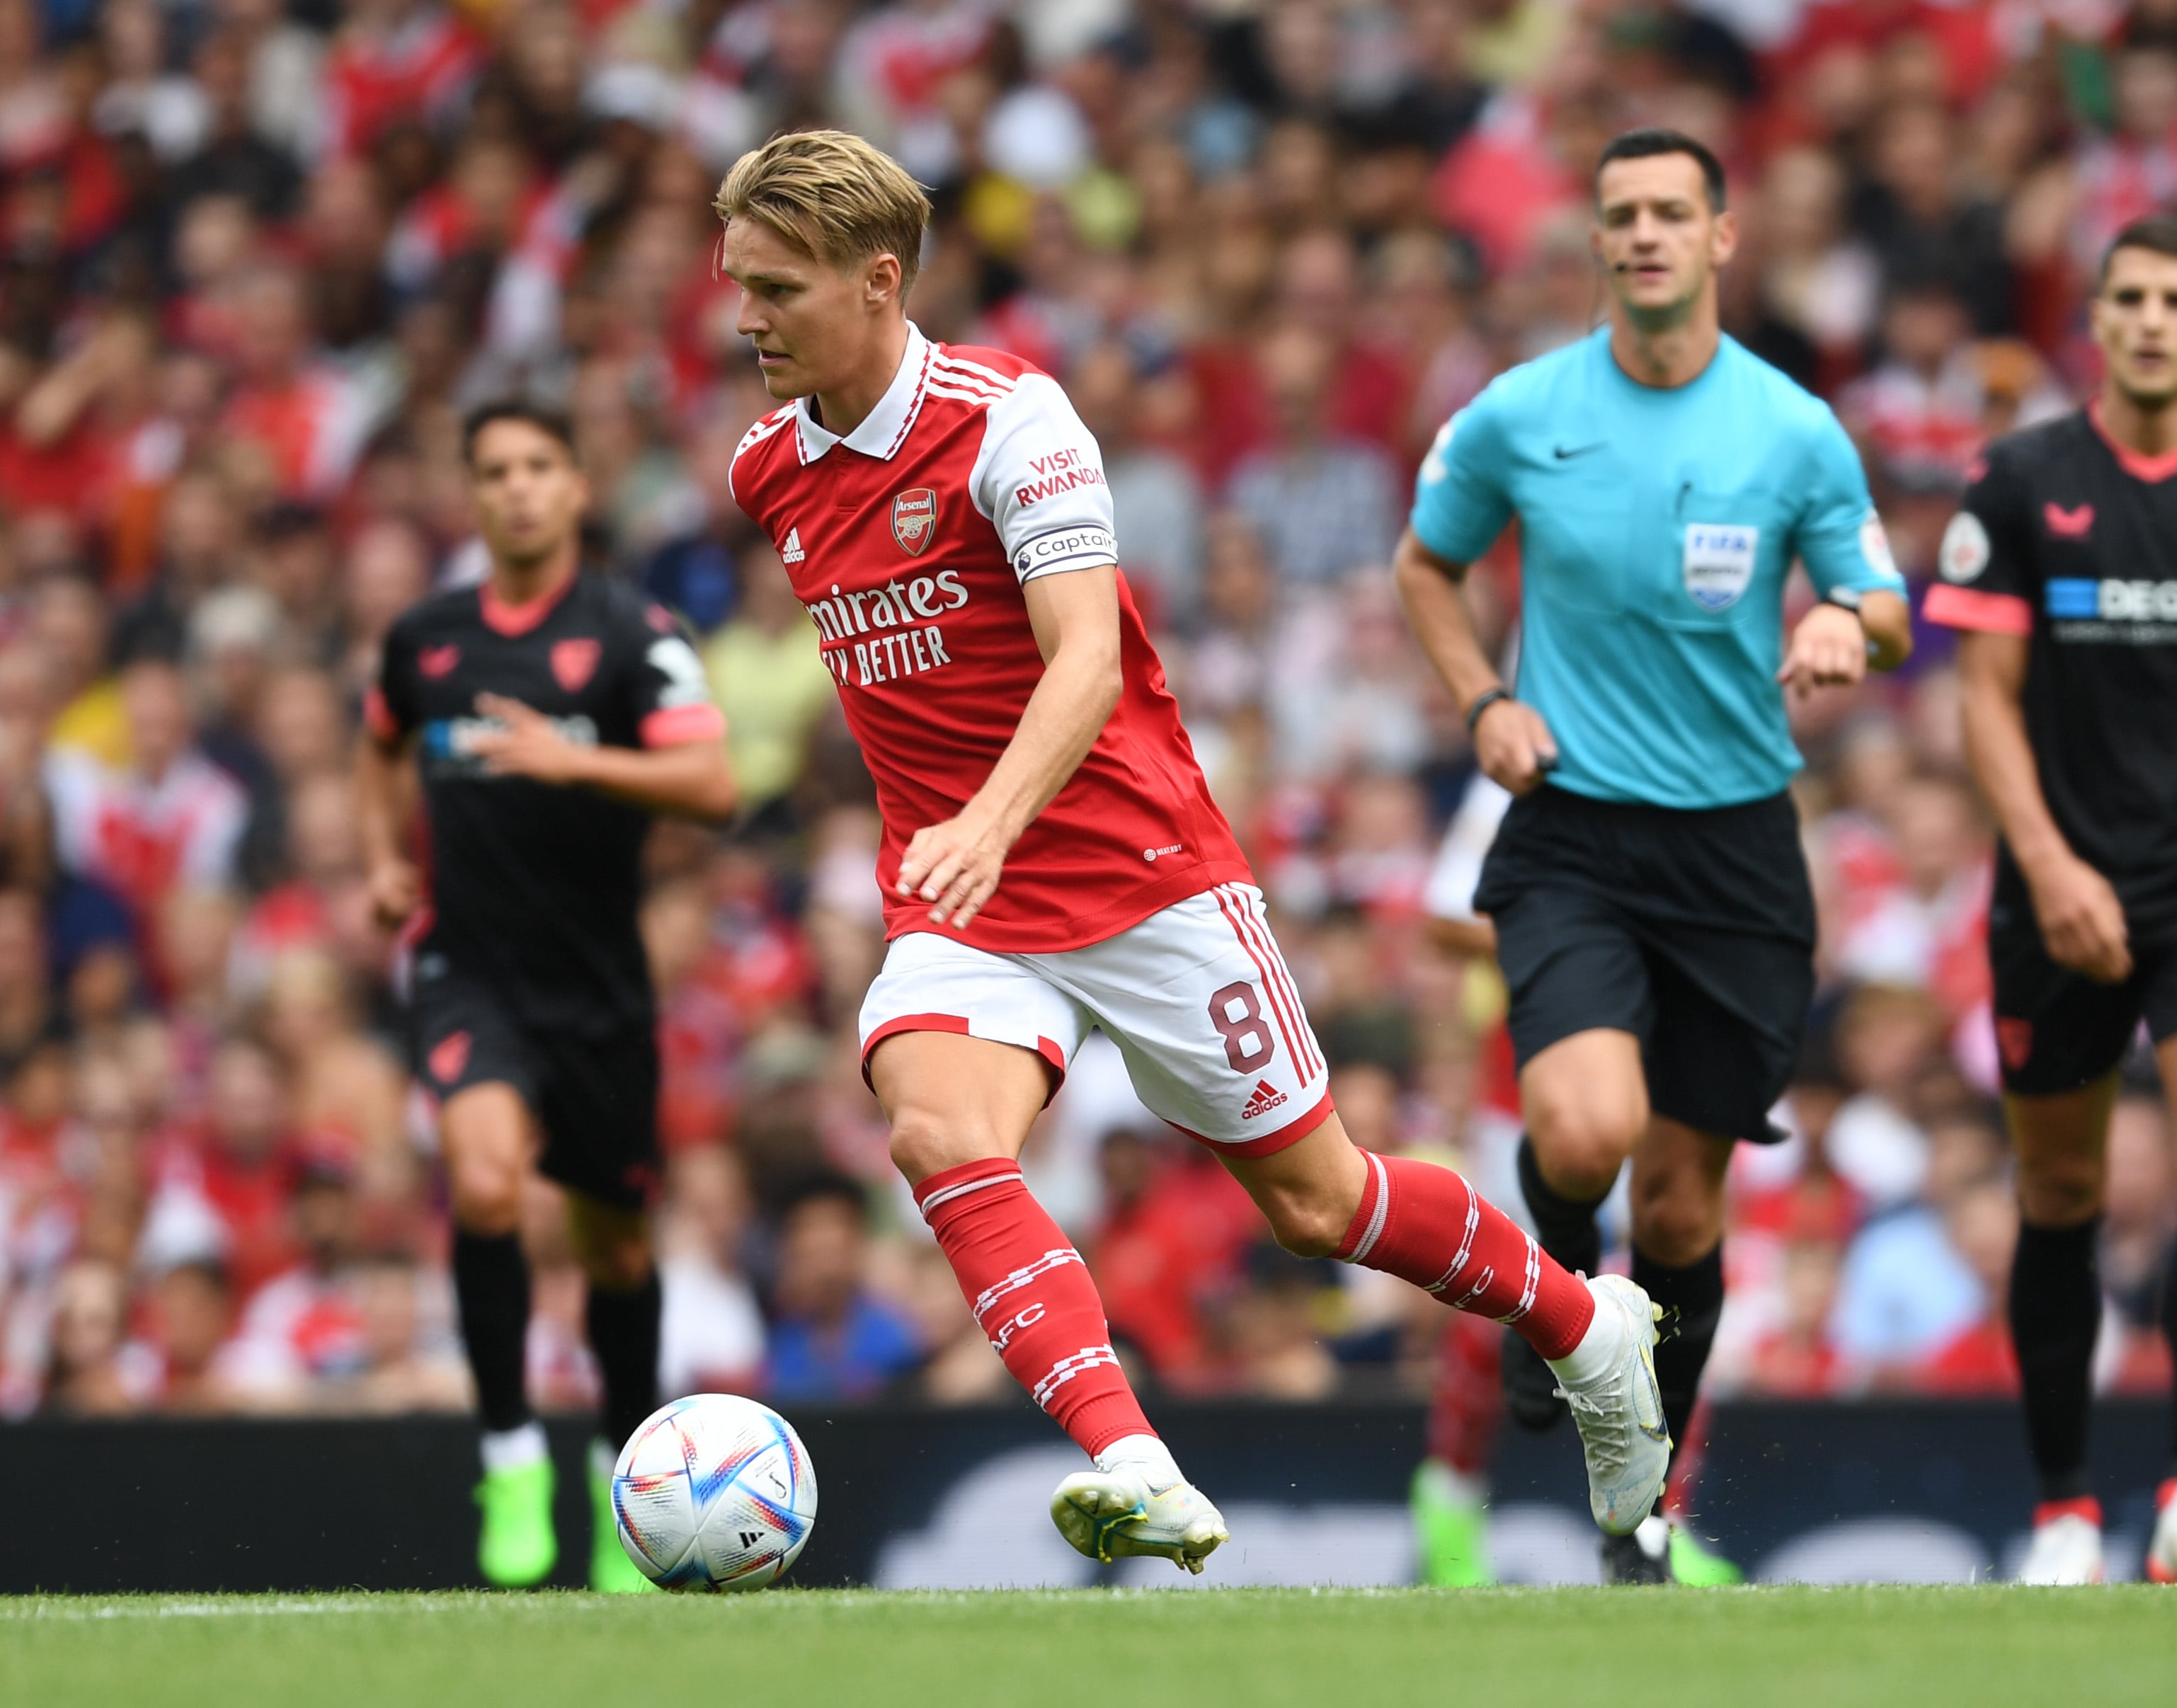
[610,1394,818,1590]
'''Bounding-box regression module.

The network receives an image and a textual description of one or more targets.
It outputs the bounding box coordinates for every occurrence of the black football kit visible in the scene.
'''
[1930,406,2177,1094]
[370,570,724,1208]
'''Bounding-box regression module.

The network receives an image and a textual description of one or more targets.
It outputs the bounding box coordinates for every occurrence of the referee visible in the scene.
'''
[1931,214,2177,1587]
[1393,128,1912,1583]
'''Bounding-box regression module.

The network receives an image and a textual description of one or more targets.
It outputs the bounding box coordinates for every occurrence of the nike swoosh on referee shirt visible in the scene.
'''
[1553,442,1606,459]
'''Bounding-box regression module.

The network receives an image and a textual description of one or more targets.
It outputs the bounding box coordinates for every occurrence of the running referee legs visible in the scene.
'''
[1627,1117,1732,1461]
[2006,1077,2115,1507]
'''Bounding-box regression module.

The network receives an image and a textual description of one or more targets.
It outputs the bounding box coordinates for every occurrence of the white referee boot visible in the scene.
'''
[1548,1273,1674,1537]
[2016,1504,2104,1586]
[1050,1439,1228,1575]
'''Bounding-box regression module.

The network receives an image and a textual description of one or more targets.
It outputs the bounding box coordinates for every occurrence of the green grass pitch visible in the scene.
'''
[4,1586,2173,1707]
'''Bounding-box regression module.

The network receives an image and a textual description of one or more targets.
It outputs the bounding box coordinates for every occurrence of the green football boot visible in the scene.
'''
[590,1441,657,1593]
[1411,1459,1492,1588]
[476,1458,557,1588]
[1667,1523,1744,1586]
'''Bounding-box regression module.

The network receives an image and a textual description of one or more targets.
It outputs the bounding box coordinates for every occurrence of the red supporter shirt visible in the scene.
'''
[730,326,1252,953]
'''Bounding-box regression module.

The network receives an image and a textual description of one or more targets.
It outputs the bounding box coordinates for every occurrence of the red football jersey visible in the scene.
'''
[731,327,1251,953]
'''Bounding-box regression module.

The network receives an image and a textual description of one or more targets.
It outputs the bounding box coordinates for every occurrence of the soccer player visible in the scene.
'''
[714,128,1672,1574]
[355,401,736,1590]
[1393,127,1913,1581]
[1931,213,2177,1586]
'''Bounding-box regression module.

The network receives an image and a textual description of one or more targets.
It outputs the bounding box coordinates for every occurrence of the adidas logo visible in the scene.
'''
[1240,1079,1288,1120]
[781,526,805,564]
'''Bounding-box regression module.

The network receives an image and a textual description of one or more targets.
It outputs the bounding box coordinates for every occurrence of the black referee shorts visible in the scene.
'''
[412,973,662,1211]
[1473,785,1817,1145]
[1988,853,2177,1096]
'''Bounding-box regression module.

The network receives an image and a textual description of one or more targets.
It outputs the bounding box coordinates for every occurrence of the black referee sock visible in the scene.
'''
[2009,1216,2103,1505]
[453,1230,534,1434]
[1631,1241,1725,1457]
[1517,1137,1606,1280]
[586,1270,663,1455]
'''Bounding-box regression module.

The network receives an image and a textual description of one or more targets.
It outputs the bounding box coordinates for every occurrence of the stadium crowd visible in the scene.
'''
[1,0,2175,1420]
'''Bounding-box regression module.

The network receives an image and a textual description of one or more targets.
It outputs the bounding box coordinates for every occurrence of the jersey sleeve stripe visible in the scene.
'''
[1924,584,2033,635]
[928,369,1007,402]
[925,380,1007,406]
[931,354,1017,392]
[639,704,727,747]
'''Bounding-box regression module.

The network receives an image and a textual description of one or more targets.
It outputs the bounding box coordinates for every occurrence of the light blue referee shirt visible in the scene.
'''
[1411,327,1906,810]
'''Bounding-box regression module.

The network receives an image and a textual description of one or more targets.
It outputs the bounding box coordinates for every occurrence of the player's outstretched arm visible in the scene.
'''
[1958,629,2131,984]
[1392,527,1558,796]
[895,565,1124,929]
[468,693,738,821]
[355,731,423,929]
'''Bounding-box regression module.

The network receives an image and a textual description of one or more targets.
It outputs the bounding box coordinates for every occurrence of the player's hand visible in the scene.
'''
[2025,852,2133,984]
[895,810,1010,929]
[1776,604,1868,698]
[367,858,423,930]
[1473,697,1560,796]
[469,694,589,786]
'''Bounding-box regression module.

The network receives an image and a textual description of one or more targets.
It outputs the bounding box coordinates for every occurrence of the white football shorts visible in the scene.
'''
[858,881,1334,1156]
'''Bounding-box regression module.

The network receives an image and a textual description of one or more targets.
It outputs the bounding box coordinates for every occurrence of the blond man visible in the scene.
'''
[714,130,1674,1571]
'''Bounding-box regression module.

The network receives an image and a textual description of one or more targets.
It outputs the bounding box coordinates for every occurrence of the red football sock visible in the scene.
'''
[915,1158,1152,1457]
[1336,1150,1595,1359]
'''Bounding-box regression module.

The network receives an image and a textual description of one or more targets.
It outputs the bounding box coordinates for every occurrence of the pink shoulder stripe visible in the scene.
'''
[1924,584,2033,635]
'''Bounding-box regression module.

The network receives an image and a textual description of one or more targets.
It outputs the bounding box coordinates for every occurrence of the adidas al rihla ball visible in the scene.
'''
[611,1394,818,1590]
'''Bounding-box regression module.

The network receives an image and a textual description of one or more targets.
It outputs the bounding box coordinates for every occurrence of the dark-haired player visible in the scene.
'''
[1394,127,1913,1580]
[355,401,734,1590]
[1932,213,2177,1585]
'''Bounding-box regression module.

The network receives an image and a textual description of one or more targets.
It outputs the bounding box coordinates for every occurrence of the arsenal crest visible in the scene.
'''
[418,643,460,679]
[428,1030,472,1087]
[891,488,939,556]
[552,637,602,692]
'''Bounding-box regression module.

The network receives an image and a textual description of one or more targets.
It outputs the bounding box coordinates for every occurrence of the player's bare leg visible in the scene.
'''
[442,1085,556,1587]
[874,1030,1228,1573]
[566,1193,661,1593]
[1223,1113,1671,1536]
[2006,1074,2117,1584]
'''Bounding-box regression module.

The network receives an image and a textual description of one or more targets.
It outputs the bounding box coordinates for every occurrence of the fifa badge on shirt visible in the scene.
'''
[891,488,939,556]
[1682,523,1759,612]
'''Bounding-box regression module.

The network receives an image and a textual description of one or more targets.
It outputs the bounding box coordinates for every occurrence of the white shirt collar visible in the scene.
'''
[794,323,932,465]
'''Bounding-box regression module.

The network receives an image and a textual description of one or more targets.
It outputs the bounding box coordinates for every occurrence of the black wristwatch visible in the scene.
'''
[1822,587,1865,616]
[1465,687,1512,734]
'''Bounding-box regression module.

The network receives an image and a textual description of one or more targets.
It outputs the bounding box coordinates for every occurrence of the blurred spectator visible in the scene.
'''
[45,658,248,930]
[1831,1113,2006,1374]
[656,1145,765,1398]
[699,543,833,822]
[761,1172,919,1404]
[1227,325,1399,586]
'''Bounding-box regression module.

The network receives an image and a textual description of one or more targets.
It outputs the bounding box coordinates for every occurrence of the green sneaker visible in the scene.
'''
[476,1458,557,1587]
[1667,1523,1744,1586]
[1411,1459,1492,1587]
[590,1442,658,1593]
